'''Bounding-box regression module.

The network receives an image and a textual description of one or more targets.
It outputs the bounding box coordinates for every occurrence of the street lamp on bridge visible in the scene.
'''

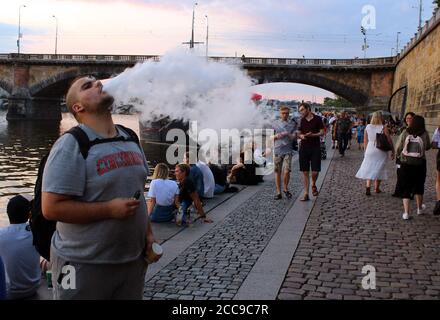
[52,15,58,55]
[182,2,203,50]
[17,4,26,56]
[361,26,369,58]
[205,14,209,58]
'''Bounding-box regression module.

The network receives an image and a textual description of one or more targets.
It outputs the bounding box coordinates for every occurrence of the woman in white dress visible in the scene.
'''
[356,112,394,195]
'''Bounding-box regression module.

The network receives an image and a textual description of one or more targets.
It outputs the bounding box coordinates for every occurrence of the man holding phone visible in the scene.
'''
[42,76,157,300]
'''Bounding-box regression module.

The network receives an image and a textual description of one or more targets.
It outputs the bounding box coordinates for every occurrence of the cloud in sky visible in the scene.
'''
[1,0,434,56]
[0,0,436,100]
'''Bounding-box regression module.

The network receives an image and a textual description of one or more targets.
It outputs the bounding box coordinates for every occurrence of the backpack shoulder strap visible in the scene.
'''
[116,124,140,146]
[65,126,91,159]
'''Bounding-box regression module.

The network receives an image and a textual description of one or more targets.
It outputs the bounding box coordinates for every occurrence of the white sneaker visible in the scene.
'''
[417,204,426,215]
[402,213,410,220]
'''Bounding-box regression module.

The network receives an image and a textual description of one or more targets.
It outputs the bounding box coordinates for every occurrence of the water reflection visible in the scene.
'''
[0,112,169,227]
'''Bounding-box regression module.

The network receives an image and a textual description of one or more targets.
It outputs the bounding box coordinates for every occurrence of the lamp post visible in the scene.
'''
[191,2,198,49]
[182,2,203,50]
[396,31,401,54]
[205,15,209,58]
[17,4,26,56]
[52,15,58,55]
[361,26,368,58]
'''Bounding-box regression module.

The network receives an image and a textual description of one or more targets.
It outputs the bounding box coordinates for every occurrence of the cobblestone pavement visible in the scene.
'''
[144,158,303,300]
[278,146,440,300]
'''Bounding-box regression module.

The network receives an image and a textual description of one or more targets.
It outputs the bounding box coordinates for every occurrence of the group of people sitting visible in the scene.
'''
[147,151,264,224]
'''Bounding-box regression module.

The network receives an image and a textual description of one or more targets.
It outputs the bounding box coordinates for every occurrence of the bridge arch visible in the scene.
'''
[249,70,369,106]
[0,80,12,95]
[29,69,115,98]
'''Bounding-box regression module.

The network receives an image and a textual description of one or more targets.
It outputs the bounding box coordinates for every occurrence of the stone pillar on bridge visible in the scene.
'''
[7,63,61,121]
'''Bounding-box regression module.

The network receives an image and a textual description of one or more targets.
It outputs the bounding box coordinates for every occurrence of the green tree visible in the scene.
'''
[323,96,353,109]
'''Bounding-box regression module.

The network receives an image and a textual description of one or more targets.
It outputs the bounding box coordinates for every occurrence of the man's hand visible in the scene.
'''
[108,198,140,219]
[145,234,161,263]
[299,134,306,140]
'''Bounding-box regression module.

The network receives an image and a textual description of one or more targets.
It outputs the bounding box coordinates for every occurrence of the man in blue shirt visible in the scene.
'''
[0,195,41,300]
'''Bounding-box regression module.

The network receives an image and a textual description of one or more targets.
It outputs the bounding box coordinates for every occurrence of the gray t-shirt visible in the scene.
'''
[42,124,149,264]
[273,119,297,156]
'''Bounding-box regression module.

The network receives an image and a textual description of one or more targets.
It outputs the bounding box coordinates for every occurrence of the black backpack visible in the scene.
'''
[29,124,140,261]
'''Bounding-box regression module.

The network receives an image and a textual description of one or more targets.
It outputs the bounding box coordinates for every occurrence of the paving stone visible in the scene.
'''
[278,148,440,300]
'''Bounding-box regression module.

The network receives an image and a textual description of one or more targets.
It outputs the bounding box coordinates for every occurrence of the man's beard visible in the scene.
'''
[97,95,115,113]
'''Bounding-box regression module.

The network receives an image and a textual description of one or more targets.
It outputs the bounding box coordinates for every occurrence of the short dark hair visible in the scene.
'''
[407,115,426,137]
[176,163,191,177]
[298,103,311,111]
[7,195,31,224]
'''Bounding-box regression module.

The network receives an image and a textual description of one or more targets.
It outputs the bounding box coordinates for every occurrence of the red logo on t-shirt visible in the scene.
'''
[96,151,144,176]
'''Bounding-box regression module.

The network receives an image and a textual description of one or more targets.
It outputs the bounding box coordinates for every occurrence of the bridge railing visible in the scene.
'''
[0,53,161,63]
[398,9,439,59]
[0,53,396,66]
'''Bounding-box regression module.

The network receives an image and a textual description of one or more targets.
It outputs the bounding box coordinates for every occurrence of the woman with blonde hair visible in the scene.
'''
[147,163,179,222]
[356,111,394,195]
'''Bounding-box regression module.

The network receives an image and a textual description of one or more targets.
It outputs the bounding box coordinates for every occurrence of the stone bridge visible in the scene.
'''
[0,54,396,120]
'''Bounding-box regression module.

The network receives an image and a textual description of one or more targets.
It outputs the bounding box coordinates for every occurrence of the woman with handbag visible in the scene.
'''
[356,111,394,195]
[395,115,431,220]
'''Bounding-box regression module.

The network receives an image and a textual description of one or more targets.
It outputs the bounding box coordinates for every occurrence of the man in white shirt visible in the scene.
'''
[0,195,41,300]
[196,160,216,199]
[329,114,338,149]
[432,127,440,215]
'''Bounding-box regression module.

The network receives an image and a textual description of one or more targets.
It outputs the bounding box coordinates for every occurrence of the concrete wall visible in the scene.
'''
[392,11,440,133]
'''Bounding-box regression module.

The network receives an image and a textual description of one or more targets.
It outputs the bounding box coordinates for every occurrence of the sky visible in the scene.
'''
[0,0,437,102]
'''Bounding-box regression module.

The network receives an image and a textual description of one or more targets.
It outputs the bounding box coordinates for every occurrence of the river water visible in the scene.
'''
[0,111,170,227]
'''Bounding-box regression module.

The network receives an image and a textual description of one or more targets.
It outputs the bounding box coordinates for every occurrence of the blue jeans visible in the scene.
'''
[179,200,193,225]
[214,184,226,194]
[150,205,176,222]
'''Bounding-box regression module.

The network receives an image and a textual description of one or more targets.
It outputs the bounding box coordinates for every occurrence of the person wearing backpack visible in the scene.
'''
[392,112,415,198]
[41,76,158,300]
[431,125,440,215]
[395,115,431,220]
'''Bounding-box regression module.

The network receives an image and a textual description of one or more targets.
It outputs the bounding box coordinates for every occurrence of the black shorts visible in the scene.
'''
[299,146,321,172]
